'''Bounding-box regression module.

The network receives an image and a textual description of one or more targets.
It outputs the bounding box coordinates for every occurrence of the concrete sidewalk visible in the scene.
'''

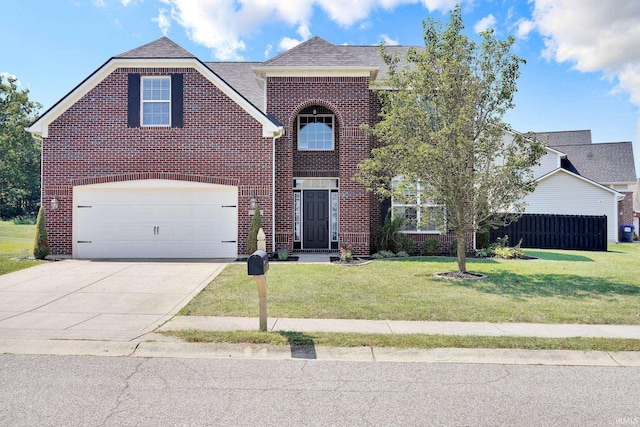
[159,316,640,339]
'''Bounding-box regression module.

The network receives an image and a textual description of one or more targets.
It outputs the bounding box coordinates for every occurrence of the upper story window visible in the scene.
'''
[298,114,335,151]
[141,76,171,126]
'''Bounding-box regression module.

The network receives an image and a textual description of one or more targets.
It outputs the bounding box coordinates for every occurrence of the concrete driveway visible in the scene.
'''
[0,260,226,341]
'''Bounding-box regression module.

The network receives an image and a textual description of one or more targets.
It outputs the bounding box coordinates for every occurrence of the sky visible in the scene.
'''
[2,0,639,175]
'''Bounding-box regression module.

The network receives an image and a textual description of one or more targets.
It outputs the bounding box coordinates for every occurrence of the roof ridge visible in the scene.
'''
[115,36,195,59]
[262,36,330,65]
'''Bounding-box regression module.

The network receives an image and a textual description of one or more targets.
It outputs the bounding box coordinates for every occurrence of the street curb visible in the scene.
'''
[3,338,640,367]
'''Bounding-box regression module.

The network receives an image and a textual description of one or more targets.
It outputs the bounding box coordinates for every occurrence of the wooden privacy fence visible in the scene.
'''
[489,214,607,251]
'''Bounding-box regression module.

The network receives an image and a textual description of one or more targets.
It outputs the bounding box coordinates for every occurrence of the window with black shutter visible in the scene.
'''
[128,73,183,128]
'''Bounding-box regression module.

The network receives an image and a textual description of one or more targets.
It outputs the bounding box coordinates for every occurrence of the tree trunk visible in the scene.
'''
[456,236,467,273]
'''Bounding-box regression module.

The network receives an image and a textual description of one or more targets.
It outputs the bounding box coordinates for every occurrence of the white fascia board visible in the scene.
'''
[252,66,377,78]
[29,58,282,138]
[537,168,625,199]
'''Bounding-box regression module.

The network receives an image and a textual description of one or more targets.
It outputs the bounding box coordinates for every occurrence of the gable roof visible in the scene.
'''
[255,36,411,81]
[115,36,196,58]
[29,37,282,138]
[536,167,625,199]
[554,141,637,184]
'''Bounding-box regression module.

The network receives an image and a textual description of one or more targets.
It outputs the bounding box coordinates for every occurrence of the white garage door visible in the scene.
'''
[73,180,238,259]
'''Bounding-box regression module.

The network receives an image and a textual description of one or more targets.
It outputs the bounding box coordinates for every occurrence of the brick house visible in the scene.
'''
[29,36,466,259]
[28,37,636,259]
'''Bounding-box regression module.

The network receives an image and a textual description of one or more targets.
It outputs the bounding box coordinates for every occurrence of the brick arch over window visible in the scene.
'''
[70,172,239,187]
[287,100,344,131]
[290,100,342,178]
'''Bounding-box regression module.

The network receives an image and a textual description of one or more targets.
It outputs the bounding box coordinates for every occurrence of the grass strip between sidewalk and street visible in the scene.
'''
[180,244,640,325]
[162,329,640,352]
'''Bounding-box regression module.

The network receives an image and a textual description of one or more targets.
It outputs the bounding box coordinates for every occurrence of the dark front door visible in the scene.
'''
[303,190,329,249]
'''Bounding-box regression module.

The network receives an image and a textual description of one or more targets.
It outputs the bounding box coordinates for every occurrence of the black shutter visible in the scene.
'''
[127,73,140,128]
[171,73,183,128]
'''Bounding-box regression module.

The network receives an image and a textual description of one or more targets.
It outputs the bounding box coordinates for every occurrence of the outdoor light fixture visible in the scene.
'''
[250,197,257,209]
[50,196,59,210]
[312,108,317,115]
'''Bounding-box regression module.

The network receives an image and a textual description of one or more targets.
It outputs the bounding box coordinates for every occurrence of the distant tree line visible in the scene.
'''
[0,74,41,219]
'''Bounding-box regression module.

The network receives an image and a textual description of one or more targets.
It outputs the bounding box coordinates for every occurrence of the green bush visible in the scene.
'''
[421,238,441,256]
[246,203,262,254]
[374,250,396,258]
[397,235,415,255]
[449,239,458,256]
[371,253,385,260]
[396,251,410,258]
[376,215,404,252]
[33,206,50,260]
[277,248,289,260]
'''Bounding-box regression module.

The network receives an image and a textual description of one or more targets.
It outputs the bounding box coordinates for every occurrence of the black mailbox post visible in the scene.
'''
[247,250,269,331]
[248,250,269,275]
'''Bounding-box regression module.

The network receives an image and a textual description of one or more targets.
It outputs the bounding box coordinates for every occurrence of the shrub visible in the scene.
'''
[396,251,410,258]
[491,238,526,259]
[371,253,385,260]
[13,215,36,225]
[33,206,50,260]
[449,239,458,256]
[246,202,262,254]
[376,215,404,252]
[374,250,396,258]
[421,238,441,256]
[475,248,492,258]
[277,248,289,260]
[397,235,415,255]
[339,242,354,262]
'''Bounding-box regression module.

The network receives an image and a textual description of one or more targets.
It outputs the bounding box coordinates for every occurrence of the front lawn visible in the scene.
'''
[180,244,640,325]
[0,220,42,275]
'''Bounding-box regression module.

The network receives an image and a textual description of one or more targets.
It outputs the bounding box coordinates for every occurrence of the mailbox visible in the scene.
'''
[248,250,269,275]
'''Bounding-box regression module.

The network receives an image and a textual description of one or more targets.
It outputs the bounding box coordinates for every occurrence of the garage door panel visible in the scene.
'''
[74,180,239,259]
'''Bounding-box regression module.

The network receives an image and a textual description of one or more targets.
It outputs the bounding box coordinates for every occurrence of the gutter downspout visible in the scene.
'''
[272,128,284,254]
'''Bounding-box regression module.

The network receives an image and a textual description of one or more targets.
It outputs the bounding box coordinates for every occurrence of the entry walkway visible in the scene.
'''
[159,316,640,339]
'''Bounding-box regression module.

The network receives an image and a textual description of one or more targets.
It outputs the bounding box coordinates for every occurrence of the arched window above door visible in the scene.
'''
[297,106,335,151]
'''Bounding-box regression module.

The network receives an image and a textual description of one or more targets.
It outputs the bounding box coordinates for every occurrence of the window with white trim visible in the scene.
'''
[298,114,334,150]
[141,76,171,126]
[391,178,443,233]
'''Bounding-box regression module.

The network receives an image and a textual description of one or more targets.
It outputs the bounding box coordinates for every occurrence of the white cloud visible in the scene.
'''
[529,0,640,108]
[515,18,535,39]
[527,0,640,172]
[153,8,171,36]
[93,0,106,6]
[163,0,471,60]
[264,43,272,58]
[473,13,496,33]
[279,37,304,52]
[121,0,131,5]
[380,34,399,45]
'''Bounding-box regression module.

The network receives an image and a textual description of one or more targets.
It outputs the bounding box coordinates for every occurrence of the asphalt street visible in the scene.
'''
[1,354,639,426]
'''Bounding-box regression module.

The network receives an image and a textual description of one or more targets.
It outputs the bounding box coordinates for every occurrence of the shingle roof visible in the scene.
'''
[262,36,411,79]
[205,62,264,109]
[115,36,195,58]
[535,130,592,147]
[554,142,637,184]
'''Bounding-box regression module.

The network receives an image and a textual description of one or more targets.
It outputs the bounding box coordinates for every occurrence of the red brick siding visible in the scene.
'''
[42,67,273,256]
[267,76,372,254]
[619,191,634,229]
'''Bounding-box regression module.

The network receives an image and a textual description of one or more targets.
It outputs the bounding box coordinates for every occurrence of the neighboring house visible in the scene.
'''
[28,37,636,259]
[524,130,637,242]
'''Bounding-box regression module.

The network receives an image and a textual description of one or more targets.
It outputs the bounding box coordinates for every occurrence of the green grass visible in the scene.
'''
[0,220,43,275]
[164,329,640,352]
[180,244,640,325]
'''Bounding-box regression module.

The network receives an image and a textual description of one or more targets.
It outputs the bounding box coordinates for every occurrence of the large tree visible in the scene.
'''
[0,74,41,218]
[359,6,546,273]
